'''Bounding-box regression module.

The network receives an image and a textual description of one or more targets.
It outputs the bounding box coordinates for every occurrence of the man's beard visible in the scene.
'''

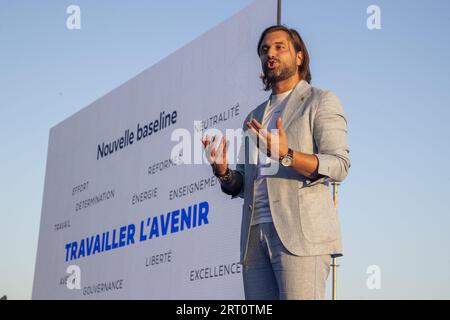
[263,60,298,86]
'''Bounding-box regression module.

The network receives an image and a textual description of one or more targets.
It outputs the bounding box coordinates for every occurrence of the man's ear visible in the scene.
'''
[296,51,303,67]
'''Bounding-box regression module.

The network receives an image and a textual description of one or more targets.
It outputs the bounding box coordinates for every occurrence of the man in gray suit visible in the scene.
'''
[202,25,350,300]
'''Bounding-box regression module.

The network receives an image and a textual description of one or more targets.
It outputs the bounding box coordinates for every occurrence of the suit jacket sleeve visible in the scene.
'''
[314,91,351,182]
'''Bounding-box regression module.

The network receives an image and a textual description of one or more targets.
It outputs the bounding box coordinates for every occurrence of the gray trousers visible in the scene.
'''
[243,223,331,300]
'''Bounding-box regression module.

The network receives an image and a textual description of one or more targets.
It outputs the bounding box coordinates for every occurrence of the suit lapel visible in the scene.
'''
[248,80,312,129]
[281,80,312,131]
[249,100,269,125]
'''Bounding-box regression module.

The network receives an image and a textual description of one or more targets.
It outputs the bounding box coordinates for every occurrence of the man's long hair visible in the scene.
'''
[257,25,312,91]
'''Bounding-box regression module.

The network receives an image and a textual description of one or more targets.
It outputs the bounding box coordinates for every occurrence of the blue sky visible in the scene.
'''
[1,0,450,299]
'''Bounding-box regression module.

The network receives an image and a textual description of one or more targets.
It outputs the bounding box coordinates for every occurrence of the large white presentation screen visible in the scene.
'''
[33,0,277,299]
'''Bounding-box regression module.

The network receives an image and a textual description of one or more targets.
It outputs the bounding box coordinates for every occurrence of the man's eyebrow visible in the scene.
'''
[261,41,288,48]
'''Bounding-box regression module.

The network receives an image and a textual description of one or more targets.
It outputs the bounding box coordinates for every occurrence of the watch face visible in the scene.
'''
[281,157,292,167]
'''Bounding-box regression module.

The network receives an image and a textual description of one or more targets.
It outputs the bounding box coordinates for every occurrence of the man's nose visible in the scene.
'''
[267,46,277,59]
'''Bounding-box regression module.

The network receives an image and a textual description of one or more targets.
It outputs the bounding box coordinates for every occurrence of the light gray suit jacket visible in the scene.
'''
[232,80,350,264]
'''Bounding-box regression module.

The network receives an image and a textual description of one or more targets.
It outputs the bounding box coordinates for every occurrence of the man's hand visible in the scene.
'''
[201,135,228,176]
[246,117,289,160]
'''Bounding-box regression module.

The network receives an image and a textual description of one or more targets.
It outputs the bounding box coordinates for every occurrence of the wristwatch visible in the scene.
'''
[280,148,294,167]
[212,165,233,183]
